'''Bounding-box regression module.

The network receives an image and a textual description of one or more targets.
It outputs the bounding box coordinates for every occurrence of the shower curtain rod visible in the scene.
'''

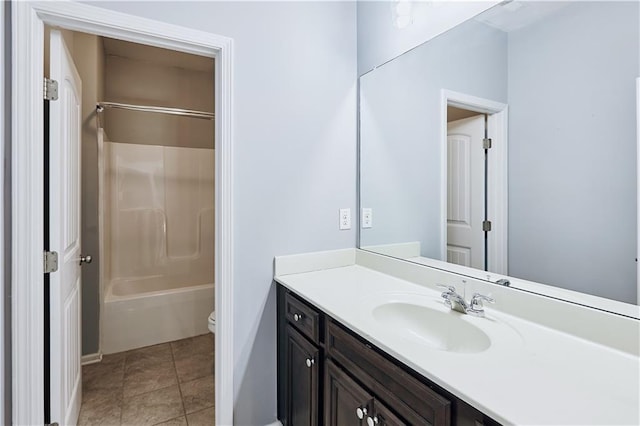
[96,101,214,120]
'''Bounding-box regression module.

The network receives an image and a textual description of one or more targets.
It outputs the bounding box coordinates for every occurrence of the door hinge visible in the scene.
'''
[483,138,492,150]
[44,78,59,101]
[482,220,492,232]
[44,250,59,273]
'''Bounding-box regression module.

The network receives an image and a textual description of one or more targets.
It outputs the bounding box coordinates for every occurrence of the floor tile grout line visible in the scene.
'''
[123,382,179,400]
[119,356,126,425]
[152,415,187,426]
[179,374,216,416]
[122,359,179,399]
[121,342,177,405]
[171,340,190,424]
[186,406,216,425]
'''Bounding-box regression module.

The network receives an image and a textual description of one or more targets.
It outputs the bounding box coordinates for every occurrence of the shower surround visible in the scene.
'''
[100,131,214,354]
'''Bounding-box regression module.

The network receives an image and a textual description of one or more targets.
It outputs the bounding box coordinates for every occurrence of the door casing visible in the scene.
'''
[637,77,640,306]
[11,2,234,425]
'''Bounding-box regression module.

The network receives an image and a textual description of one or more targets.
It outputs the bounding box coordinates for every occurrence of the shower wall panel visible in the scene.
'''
[104,142,214,286]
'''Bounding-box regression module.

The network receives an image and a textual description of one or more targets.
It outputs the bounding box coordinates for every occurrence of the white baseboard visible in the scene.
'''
[81,352,103,366]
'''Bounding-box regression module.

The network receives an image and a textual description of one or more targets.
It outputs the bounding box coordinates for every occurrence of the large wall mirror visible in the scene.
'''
[358,1,639,313]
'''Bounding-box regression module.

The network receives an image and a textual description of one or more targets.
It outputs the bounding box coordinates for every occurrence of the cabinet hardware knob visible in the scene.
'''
[80,254,92,265]
[293,313,302,322]
[367,416,379,426]
[305,357,314,368]
[356,407,368,419]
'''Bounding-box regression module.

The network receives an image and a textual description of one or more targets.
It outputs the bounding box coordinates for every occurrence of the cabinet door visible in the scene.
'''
[327,320,451,425]
[371,400,406,426]
[325,360,373,426]
[287,325,320,426]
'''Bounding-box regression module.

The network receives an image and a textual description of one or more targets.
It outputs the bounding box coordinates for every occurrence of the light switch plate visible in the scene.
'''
[339,208,351,230]
[362,208,372,228]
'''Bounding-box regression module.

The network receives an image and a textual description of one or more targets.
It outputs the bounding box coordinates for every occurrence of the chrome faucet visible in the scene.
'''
[436,285,495,317]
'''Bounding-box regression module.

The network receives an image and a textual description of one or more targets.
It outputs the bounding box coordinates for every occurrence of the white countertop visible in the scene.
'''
[275,262,640,425]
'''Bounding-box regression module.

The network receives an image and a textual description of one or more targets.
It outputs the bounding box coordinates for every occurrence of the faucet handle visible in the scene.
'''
[436,285,457,309]
[436,284,457,295]
[470,293,495,310]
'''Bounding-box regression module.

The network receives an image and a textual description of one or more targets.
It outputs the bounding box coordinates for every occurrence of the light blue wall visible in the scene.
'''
[360,19,507,257]
[357,1,499,75]
[507,1,639,303]
[358,1,639,304]
[88,2,357,424]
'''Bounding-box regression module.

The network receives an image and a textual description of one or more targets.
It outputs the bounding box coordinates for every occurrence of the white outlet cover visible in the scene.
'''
[339,208,351,230]
[362,208,372,228]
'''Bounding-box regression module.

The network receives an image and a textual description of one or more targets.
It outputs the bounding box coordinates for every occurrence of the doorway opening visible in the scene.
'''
[12,3,233,425]
[45,28,216,425]
[440,90,509,275]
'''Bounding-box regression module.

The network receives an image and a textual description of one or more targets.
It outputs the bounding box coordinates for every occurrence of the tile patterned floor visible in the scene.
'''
[79,333,214,426]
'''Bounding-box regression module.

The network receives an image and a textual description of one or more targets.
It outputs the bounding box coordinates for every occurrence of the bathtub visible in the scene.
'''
[102,276,214,354]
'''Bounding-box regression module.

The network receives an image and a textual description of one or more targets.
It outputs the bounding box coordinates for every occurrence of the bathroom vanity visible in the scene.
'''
[275,2,640,424]
[358,0,639,306]
[274,249,640,426]
[277,284,498,426]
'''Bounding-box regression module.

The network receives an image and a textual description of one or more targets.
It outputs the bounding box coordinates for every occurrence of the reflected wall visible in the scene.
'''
[360,18,508,259]
[359,1,639,304]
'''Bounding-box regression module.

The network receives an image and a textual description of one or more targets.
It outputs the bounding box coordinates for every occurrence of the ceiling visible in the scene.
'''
[103,38,214,72]
[475,1,572,33]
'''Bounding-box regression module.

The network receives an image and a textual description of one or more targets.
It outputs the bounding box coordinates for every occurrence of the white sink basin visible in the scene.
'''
[372,302,491,353]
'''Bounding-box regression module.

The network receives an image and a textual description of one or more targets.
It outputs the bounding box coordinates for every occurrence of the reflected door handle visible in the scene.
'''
[80,254,92,265]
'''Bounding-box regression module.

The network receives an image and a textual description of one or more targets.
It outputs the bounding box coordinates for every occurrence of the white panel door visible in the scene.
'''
[447,115,484,269]
[49,29,83,426]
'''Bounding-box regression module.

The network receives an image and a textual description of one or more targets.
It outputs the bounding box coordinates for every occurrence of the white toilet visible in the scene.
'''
[208,311,216,333]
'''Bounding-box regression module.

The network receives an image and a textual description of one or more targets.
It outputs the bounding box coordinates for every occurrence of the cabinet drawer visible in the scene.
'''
[285,292,321,344]
[327,320,451,426]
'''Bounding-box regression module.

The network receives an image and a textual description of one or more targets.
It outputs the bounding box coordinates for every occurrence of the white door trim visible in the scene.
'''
[636,77,639,306]
[440,89,508,275]
[0,2,5,424]
[11,2,234,425]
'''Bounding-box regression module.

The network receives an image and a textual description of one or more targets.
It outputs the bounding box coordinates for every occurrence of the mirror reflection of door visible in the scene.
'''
[446,110,485,270]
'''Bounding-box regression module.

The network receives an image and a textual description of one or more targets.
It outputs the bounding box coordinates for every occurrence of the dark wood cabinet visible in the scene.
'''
[326,320,450,425]
[325,359,372,426]
[277,284,501,426]
[373,398,408,426]
[278,288,323,426]
[286,326,320,426]
[285,291,321,343]
[325,360,405,426]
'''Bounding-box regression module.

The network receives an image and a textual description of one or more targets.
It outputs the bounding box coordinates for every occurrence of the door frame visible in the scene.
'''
[11,2,234,425]
[0,2,5,424]
[440,89,508,274]
[637,77,639,306]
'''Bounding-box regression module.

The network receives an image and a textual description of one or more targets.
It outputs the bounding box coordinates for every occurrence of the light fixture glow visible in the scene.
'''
[392,0,414,29]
